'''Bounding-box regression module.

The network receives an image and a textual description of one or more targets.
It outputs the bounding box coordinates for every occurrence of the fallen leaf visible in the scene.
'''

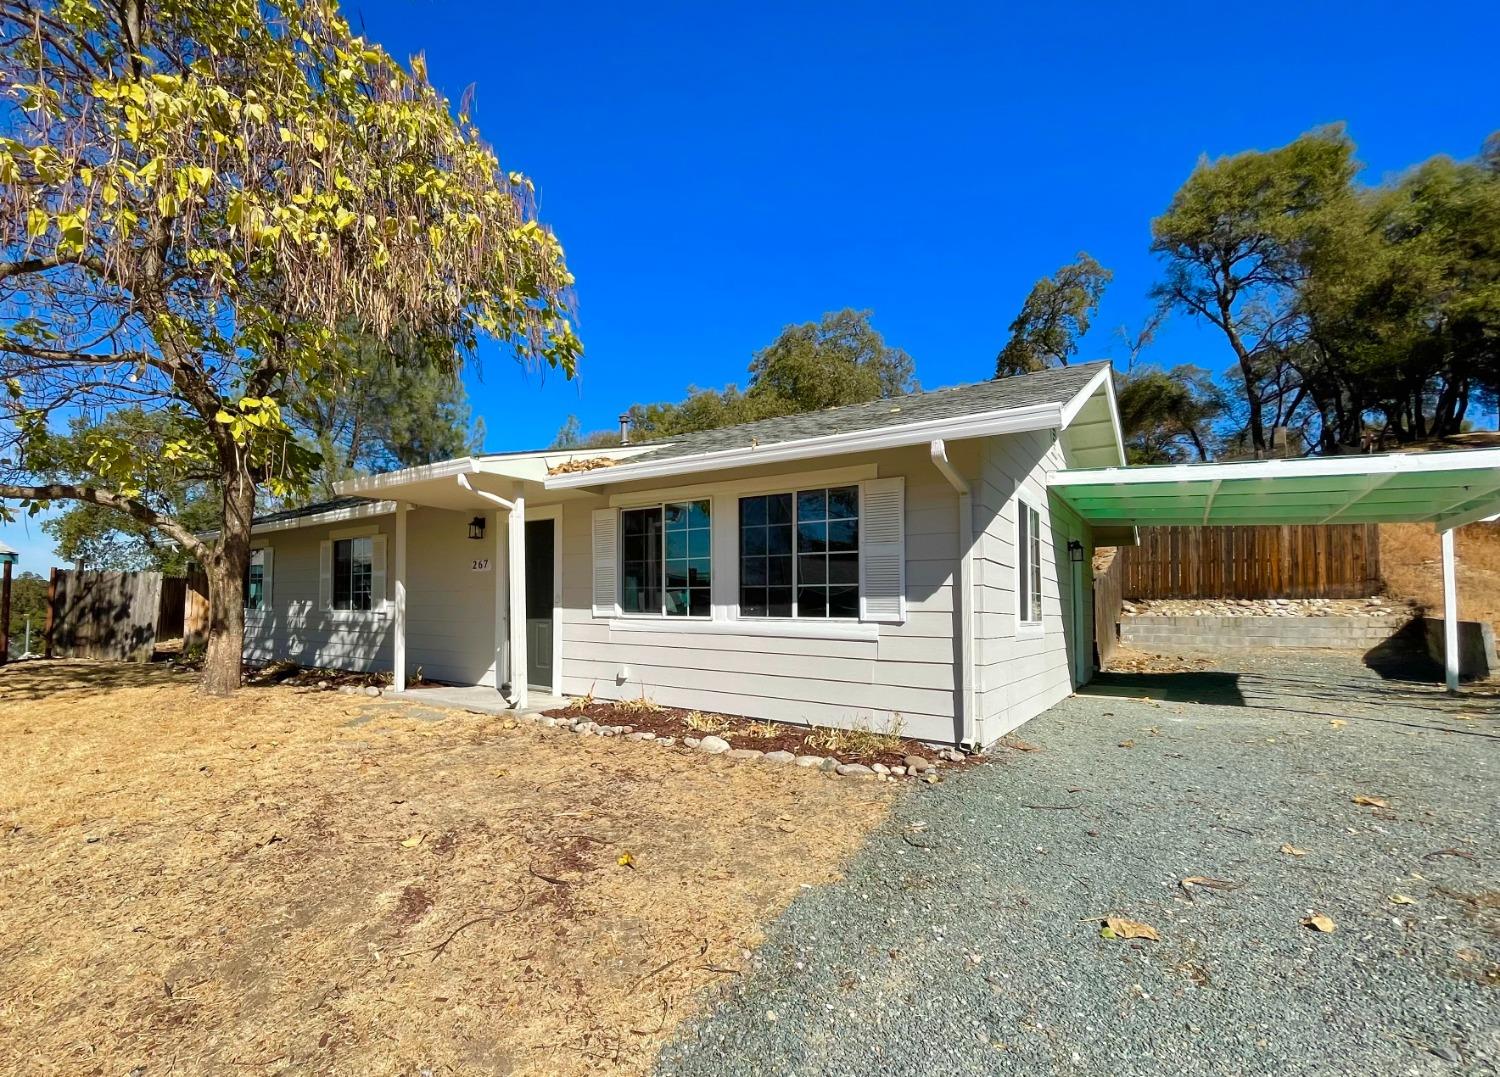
[1280,843,1309,857]
[1118,740,1135,749]
[1329,719,1347,728]
[1352,795,1389,808]
[1302,914,1336,933]
[400,834,424,848]
[1181,876,1241,891]
[617,851,635,868]
[1389,894,1418,905]
[1103,916,1160,941]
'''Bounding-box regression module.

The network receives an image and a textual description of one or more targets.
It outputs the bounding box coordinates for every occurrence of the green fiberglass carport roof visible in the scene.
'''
[1049,449,1500,533]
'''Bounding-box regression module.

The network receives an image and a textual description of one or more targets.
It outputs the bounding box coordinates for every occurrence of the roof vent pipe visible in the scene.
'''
[619,414,631,446]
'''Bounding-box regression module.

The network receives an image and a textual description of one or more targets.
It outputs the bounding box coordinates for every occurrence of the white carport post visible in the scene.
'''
[508,485,527,710]
[393,502,409,692]
[1441,527,1459,693]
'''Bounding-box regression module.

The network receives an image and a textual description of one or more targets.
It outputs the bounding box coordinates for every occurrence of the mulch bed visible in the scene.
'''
[544,702,976,770]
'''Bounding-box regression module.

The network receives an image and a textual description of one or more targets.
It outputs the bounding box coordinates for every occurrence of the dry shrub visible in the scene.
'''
[1381,522,1500,633]
[683,710,731,734]
[614,693,663,716]
[804,715,906,756]
[743,720,783,740]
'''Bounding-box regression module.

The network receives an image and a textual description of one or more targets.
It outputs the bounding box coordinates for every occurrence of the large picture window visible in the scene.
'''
[739,485,859,619]
[1018,500,1042,626]
[621,500,711,617]
[333,536,373,611]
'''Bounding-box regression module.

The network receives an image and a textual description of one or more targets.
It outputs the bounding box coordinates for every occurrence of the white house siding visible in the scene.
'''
[243,513,394,671]
[243,506,502,682]
[554,444,967,744]
[404,508,501,686]
[973,429,1095,743]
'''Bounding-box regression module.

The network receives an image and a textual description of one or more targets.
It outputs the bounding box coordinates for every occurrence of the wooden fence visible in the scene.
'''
[1092,548,1126,670]
[1116,524,1381,600]
[47,569,166,662]
[183,567,210,649]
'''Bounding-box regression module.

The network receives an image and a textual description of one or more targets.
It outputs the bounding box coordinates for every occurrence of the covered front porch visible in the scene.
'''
[335,449,633,707]
[1050,447,1500,691]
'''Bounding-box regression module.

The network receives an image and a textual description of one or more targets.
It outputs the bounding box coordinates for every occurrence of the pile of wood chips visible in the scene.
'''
[0,661,891,1075]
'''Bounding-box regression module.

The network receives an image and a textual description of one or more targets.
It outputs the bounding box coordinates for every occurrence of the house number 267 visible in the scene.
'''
[471,558,491,572]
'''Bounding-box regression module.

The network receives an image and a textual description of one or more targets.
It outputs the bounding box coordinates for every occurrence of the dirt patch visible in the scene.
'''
[548,700,971,769]
[0,659,892,1076]
[1103,646,1215,675]
[1381,521,1500,636]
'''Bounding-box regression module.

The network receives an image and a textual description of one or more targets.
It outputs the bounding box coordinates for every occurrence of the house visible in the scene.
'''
[240,362,1126,747]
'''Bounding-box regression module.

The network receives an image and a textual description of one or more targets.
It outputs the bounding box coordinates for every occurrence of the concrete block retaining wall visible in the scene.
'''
[1120,614,1413,652]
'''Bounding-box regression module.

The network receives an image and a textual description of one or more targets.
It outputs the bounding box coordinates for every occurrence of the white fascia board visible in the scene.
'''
[334,457,484,497]
[214,499,396,539]
[1049,447,1500,489]
[544,402,1065,490]
[1058,364,1127,468]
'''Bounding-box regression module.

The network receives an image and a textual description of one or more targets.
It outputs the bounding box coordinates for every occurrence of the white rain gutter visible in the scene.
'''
[930,439,977,750]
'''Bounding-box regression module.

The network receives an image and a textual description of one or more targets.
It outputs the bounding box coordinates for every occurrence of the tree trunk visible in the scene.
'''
[1217,296,1266,455]
[199,476,255,696]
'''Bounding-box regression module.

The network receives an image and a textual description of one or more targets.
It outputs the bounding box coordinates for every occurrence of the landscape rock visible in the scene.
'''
[727,748,764,761]
[763,750,796,764]
[794,755,825,768]
[891,765,906,777]
[657,737,676,748]
[684,737,701,749]
[364,686,382,698]
[871,763,890,776]
[627,731,656,741]
[836,763,875,777]
[698,735,731,754]
[819,758,840,772]
[904,755,931,773]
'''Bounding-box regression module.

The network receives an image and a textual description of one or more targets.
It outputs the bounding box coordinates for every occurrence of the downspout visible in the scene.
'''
[930,439,977,750]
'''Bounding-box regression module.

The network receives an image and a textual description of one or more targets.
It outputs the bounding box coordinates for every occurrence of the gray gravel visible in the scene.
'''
[658,650,1498,1076]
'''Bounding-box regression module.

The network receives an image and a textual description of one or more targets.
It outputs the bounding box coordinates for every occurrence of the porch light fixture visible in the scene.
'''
[468,516,486,541]
[1066,539,1084,563]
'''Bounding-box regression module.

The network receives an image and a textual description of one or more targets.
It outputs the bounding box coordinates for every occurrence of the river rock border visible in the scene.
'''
[499,711,969,782]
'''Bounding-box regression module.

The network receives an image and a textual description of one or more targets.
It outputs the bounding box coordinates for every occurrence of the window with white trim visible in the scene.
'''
[739,485,860,618]
[1018,500,1042,627]
[244,549,267,611]
[620,500,711,617]
[333,536,373,611]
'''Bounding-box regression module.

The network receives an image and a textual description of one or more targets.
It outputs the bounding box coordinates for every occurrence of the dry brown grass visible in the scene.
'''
[1381,522,1500,634]
[0,661,892,1076]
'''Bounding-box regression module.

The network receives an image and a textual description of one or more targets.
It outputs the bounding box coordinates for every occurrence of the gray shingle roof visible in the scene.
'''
[252,495,383,527]
[626,361,1108,463]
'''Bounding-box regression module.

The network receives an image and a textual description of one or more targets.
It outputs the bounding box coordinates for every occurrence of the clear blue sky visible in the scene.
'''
[3,0,1495,570]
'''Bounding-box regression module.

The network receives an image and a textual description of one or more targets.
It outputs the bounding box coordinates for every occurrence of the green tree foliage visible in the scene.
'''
[298,328,483,500]
[624,309,916,441]
[6,570,48,655]
[1150,127,1357,455]
[1115,365,1225,463]
[0,0,579,693]
[995,253,1112,376]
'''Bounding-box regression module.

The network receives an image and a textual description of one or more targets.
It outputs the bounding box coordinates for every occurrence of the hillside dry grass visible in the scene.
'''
[1381,522,1500,634]
[0,661,892,1076]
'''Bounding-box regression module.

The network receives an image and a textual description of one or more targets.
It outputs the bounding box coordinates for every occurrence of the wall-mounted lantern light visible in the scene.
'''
[1067,539,1085,563]
[468,516,487,541]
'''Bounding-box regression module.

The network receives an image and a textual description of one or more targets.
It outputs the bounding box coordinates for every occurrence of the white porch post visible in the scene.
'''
[1441,526,1459,693]
[494,507,508,694]
[393,503,409,691]
[509,486,528,709]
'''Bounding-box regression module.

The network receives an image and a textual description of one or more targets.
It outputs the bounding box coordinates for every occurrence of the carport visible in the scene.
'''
[1049,448,1500,691]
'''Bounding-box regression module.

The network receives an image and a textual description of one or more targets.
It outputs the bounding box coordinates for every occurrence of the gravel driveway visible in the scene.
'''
[658,650,1498,1076]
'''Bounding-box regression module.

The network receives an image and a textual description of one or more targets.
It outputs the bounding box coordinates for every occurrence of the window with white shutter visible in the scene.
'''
[858,476,905,623]
[591,507,619,617]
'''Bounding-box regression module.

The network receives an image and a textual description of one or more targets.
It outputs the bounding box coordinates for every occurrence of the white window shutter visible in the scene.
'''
[591,508,618,617]
[371,535,388,611]
[318,540,332,611]
[261,548,274,608]
[859,477,905,623]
